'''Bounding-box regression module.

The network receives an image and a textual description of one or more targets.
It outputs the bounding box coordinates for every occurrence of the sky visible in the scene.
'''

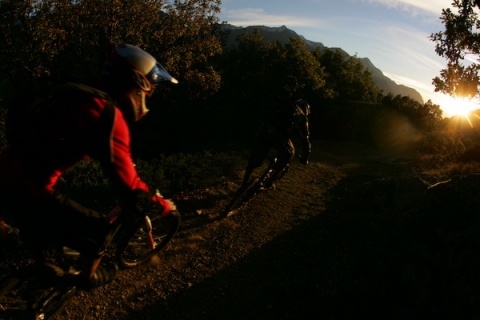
[217,0,474,118]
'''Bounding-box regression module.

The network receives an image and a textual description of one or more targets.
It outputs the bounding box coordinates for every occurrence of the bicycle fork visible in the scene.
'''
[144,215,155,249]
[108,206,156,249]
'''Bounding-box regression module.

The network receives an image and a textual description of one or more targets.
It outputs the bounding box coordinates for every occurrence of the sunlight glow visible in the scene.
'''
[439,95,479,118]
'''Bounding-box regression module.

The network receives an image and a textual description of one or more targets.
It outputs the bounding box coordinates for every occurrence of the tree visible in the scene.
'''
[160,0,223,100]
[382,94,443,131]
[280,37,326,99]
[219,33,327,104]
[431,0,480,99]
[219,29,272,103]
[313,48,381,102]
[0,0,223,102]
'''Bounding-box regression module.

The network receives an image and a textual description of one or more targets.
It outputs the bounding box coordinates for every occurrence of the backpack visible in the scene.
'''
[6,77,112,145]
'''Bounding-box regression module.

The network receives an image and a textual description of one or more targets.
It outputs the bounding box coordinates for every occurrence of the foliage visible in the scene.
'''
[381,94,443,132]
[160,0,223,101]
[0,0,223,102]
[413,112,480,176]
[139,150,244,193]
[431,0,480,99]
[55,151,244,207]
[281,38,326,99]
[218,31,327,104]
[55,160,116,210]
[313,49,381,102]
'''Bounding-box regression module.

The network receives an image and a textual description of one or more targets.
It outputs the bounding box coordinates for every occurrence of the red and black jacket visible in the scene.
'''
[0,81,168,213]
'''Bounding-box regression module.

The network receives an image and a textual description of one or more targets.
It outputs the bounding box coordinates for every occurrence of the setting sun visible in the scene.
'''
[440,95,479,118]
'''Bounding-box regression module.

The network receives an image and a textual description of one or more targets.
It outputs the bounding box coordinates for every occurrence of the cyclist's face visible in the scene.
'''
[131,89,149,121]
[118,88,149,126]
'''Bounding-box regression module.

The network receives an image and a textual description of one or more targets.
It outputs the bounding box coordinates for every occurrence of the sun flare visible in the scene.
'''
[442,95,479,118]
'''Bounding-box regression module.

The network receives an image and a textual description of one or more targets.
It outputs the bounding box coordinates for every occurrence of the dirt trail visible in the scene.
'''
[54,141,417,320]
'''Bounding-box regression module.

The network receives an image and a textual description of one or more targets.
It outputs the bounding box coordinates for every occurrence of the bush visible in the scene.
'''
[56,150,247,206]
[136,150,246,195]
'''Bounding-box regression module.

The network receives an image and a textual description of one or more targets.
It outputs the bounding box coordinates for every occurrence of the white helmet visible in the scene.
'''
[102,44,178,125]
[105,43,178,95]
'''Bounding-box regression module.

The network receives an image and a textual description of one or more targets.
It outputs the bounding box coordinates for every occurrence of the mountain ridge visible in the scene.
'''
[222,24,424,104]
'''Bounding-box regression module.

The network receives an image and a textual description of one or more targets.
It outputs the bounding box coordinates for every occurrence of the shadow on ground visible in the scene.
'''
[120,174,480,320]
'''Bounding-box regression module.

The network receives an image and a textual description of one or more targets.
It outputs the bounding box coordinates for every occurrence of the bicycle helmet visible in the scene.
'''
[102,44,178,125]
[295,99,310,116]
[105,43,178,95]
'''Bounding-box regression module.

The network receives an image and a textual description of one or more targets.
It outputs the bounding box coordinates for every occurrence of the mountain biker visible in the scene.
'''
[241,98,311,188]
[0,44,178,290]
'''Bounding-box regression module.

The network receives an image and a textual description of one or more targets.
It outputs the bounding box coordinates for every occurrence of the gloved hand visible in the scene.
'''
[127,189,177,218]
[164,198,177,211]
[152,192,177,216]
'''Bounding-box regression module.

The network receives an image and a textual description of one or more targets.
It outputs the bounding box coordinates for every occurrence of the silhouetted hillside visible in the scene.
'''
[222,24,424,104]
[223,24,325,51]
[361,57,423,104]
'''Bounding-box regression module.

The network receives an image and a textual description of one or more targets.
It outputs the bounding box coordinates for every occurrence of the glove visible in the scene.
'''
[127,189,176,218]
[152,193,176,216]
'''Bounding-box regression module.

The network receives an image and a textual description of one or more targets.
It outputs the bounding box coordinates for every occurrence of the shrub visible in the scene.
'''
[56,151,246,205]
[137,150,245,195]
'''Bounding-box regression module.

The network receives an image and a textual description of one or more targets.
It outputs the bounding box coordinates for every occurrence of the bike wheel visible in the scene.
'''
[0,272,76,320]
[117,210,180,269]
[223,179,260,217]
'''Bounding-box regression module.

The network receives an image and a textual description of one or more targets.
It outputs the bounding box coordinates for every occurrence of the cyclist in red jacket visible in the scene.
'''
[0,44,178,290]
[241,99,311,188]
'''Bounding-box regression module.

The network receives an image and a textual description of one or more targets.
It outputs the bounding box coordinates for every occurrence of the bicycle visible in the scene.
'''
[0,195,180,320]
[223,157,289,217]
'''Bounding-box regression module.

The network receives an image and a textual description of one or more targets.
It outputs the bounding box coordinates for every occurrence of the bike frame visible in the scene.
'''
[0,204,180,319]
[63,205,160,262]
[223,157,289,216]
[107,206,156,249]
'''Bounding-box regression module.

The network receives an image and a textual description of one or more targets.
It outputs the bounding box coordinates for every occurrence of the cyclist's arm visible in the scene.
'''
[91,104,171,215]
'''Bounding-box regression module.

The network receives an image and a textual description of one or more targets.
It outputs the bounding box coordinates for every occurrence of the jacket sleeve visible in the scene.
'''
[88,101,172,216]
[109,107,150,193]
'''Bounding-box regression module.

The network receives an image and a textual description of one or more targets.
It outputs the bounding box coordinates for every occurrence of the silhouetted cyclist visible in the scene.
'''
[241,98,311,188]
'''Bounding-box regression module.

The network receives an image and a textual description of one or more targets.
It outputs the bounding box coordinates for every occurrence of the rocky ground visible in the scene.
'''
[42,141,480,319]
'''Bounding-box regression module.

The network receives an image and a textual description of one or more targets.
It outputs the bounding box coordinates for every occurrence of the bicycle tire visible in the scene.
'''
[117,210,180,269]
[223,179,261,217]
[0,272,76,320]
